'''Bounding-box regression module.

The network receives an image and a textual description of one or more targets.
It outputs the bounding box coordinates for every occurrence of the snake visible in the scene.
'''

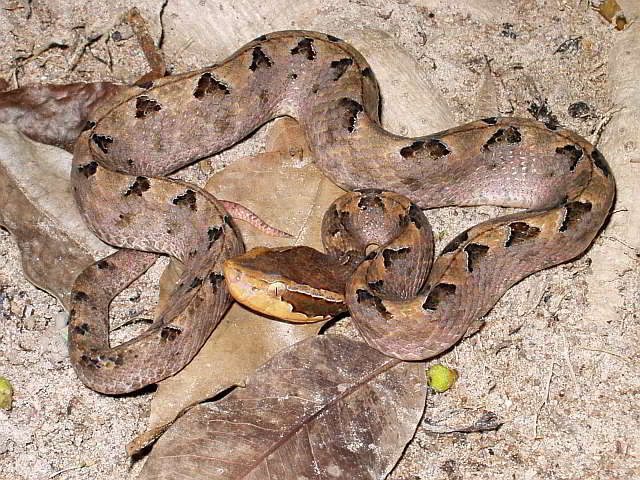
[68,30,615,394]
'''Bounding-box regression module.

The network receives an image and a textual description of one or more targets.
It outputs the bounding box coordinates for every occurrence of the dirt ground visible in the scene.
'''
[0,1,638,479]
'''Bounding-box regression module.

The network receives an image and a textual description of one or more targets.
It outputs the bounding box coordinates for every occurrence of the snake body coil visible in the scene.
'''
[68,31,615,393]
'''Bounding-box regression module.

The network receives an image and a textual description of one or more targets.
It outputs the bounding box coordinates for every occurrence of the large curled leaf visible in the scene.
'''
[140,335,426,479]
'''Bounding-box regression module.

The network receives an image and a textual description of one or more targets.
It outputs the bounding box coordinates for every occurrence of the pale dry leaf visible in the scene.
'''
[0,123,113,308]
[343,29,454,136]
[162,0,454,134]
[140,335,427,480]
[0,82,123,307]
[585,20,640,324]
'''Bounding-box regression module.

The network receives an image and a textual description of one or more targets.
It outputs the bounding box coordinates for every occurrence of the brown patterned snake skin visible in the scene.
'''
[68,31,615,393]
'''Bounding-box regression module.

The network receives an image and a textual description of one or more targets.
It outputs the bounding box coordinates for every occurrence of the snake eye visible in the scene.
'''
[365,243,380,256]
[267,282,287,297]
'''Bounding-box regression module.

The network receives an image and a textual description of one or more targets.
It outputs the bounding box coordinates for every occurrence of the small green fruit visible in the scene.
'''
[426,364,458,393]
[0,376,13,410]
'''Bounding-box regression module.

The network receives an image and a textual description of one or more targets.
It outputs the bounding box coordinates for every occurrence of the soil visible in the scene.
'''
[0,1,638,479]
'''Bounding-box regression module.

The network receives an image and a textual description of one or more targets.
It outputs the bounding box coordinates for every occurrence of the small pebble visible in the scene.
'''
[427,364,458,393]
[568,101,591,118]
[0,377,13,410]
[23,315,36,330]
[53,311,69,330]
[10,301,22,317]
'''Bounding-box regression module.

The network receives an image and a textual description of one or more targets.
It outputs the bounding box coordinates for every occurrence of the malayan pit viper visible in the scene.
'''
[67,31,615,394]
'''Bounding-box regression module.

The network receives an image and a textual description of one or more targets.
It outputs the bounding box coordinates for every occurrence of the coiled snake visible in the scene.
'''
[68,31,615,394]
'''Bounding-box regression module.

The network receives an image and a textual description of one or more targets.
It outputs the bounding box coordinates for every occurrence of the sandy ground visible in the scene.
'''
[0,1,639,479]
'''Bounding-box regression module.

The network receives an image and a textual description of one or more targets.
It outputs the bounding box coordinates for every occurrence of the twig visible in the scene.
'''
[48,461,95,479]
[610,207,628,215]
[601,235,639,256]
[422,409,502,434]
[12,36,72,66]
[68,10,131,71]
[111,316,154,332]
[578,346,632,365]
[561,329,579,392]
[533,362,554,440]
[158,0,169,49]
[11,67,19,89]
[589,106,623,145]
[29,37,71,59]
[127,7,166,79]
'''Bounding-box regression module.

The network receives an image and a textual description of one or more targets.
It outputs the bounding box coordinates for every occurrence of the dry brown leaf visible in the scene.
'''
[0,82,125,307]
[0,123,113,308]
[140,335,427,480]
[147,118,344,433]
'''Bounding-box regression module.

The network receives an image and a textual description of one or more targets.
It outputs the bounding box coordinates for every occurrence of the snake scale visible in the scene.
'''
[68,31,615,394]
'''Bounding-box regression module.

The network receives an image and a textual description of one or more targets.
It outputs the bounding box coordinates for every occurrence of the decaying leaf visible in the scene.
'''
[132,301,327,456]
[0,82,122,151]
[140,334,427,480]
